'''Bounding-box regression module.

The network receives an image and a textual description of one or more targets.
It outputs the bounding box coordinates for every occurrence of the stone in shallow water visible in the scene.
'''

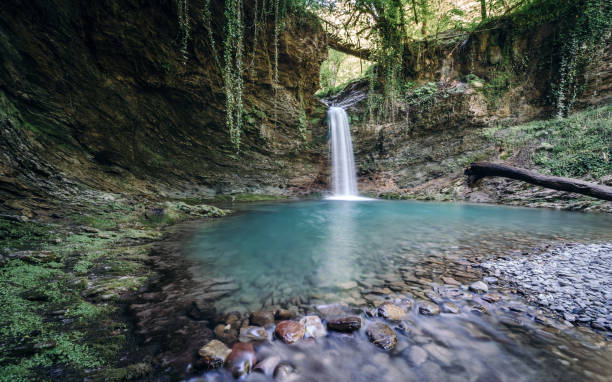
[226,342,257,378]
[197,339,231,369]
[275,309,294,320]
[214,324,238,345]
[274,321,305,344]
[469,281,488,293]
[366,322,397,350]
[337,281,358,290]
[253,355,281,376]
[418,301,440,316]
[250,311,275,326]
[316,303,352,319]
[482,293,502,303]
[441,302,460,314]
[299,315,327,338]
[238,326,269,343]
[377,302,406,321]
[327,316,362,332]
[441,276,461,286]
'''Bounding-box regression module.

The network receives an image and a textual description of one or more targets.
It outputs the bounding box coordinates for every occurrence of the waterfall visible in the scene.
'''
[328,106,359,198]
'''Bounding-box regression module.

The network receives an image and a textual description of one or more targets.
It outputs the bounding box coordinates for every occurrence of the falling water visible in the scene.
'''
[328,106,359,198]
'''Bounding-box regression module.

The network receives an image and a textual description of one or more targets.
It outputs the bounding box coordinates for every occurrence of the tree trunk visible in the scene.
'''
[464,162,612,201]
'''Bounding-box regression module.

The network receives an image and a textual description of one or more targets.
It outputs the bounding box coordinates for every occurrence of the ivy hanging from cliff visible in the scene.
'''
[177,0,191,66]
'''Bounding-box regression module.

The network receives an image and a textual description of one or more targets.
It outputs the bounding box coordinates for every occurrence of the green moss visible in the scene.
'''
[212,193,288,202]
[0,219,55,253]
[483,105,612,179]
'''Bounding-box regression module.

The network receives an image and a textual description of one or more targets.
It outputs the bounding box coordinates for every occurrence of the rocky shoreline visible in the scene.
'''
[481,243,612,334]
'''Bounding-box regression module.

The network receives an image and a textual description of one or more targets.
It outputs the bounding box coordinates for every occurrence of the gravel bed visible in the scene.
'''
[481,243,612,332]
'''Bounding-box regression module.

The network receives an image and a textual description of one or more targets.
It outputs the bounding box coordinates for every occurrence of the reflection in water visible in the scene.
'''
[317,201,358,285]
[185,200,612,382]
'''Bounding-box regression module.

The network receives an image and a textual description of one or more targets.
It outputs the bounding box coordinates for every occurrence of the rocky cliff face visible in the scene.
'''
[341,19,611,211]
[0,0,328,215]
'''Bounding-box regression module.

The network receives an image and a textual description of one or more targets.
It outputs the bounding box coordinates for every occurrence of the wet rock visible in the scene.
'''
[441,276,461,286]
[327,316,362,332]
[299,315,327,338]
[469,281,488,294]
[274,321,305,344]
[408,345,428,366]
[418,301,440,316]
[275,309,294,320]
[484,276,498,284]
[214,324,238,345]
[482,293,502,303]
[250,311,275,327]
[377,302,406,321]
[441,302,460,314]
[366,322,397,350]
[427,290,445,304]
[238,326,269,343]
[470,304,487,314]
[274,362,297,381]
[197,339,231,369]
[226,343,257,378]
[254,355,281,376]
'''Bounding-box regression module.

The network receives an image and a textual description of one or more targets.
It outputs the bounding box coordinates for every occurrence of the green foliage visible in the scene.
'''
[484,106,612,179]
[0,219,54,253]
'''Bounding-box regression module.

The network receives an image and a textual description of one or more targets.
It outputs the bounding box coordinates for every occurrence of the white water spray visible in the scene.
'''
[328,106,365,200]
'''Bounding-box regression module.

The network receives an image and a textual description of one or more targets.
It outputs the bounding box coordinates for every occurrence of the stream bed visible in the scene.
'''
[184,200,612,381]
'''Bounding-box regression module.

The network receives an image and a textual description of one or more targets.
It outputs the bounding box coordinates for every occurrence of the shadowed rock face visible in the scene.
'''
[0,0,329,207]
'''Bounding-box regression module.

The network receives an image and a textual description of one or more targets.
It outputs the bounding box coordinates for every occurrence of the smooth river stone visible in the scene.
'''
[299,315,327,338]
[366,322,397,350]
[197,339,231,369]
[418,301,440,316]
[469,281,489,294]
[275,321,305,344]
[238,326,269,343]
[250,311,275,326]
[482,293,502,303]
[441,276,461,286]
[226,342,257,378]
[327,316,362,332]
[377,302,407,321]
[441,302,460,314]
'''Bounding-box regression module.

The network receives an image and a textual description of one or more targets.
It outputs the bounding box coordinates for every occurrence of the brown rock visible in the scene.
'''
[418,301,440,316]
[250,311,275,326]
[274,321,305,344]
[377,302,406,321]
[482,293,502,303]
[366,322,397,350]
[226,342,257,378]
[327,316,362,332]
[441,276,461,286]
[214,324,238,345]
[197,339,231,369]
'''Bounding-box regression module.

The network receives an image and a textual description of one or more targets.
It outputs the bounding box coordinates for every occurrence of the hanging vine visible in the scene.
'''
[177,0,191,66]
[222,0,246,151]
[202,0,221,70]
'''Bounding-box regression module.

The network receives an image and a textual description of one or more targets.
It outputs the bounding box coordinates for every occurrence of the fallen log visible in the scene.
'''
[464,162,612,201]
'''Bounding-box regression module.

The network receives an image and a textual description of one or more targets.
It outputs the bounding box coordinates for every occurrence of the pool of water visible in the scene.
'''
[184,200,612,382]
[187,200,612,313]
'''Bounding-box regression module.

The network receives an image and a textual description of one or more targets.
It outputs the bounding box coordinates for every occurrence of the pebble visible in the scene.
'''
[274,321,305,344]
[377,303,406,321]
[250,311,275,326]
[469,281,488,294]
[299,315,327,338]
[441,302,460,314]
[238,326,269,343]
[418,301,440,316]
[366,322,397,350]
[327,316,362,332]
[197,340,231,369]
[441,276,461,286]
[482,243,612,332]
[226,342,257,377]
[482,293,502,303]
